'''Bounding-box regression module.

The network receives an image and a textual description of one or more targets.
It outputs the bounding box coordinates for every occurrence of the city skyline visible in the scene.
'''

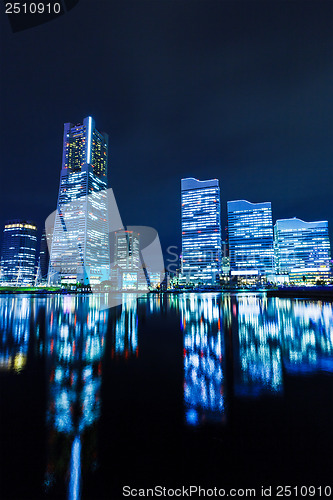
[1,3,333,497]
[1,164,333,286]
[1,1,333,254]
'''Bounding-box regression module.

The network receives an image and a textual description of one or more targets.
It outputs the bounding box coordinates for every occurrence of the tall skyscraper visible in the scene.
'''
[0,220,37,285]
[274,218,331,281]
[181,178,221,284]
[227,200,274,278]
[48,116,110,285]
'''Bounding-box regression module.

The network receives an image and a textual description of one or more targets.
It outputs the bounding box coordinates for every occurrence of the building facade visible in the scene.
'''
[0,220,37,285]
[227,200,274,279]
[274,218,331,283]
[48,116,110,286]
[181,178,221,284]
[36,229,50,284]
[113,230,141,290]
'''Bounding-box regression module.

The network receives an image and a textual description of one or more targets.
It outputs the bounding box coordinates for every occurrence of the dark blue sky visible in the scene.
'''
[1,0,332,255]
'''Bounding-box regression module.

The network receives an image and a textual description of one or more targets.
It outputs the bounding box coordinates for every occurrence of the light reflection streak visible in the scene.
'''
[180,294,333,415]
[68,435,81,500]
[180,293,226,425]
[113,294,138,358]
[1,292,333,493]
[0,295,45,372]
[236,296,283,396]
[235,295,333,396]
[44,294,108,499]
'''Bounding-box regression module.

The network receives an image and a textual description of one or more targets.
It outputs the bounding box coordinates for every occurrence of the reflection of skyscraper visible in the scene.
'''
[227,200,274,279]
[181,178,221,284]
[112,295,139,358]
[234,295,333,395]
[281,300,333,373]
[181,294,225,425]
[235,296,283,397]
[274,218,331,282]
[0,220,37,285]
[0,296,32,371]
[48,116,110,286]
[45,295,108,497]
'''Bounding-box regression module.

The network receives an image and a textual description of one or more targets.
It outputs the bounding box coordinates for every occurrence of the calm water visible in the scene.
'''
[0,293,332,499]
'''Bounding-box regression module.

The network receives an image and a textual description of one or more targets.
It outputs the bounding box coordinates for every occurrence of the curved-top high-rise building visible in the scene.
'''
[274,217,331,275]
[227,200,274,278]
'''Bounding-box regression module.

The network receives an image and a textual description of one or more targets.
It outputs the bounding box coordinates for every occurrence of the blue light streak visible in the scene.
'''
[68,435,81,500]
[87,116,92,164]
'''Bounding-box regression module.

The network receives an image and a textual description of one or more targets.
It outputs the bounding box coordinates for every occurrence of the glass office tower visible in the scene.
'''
[48,117,110,285]
[1,220,37,285]
[227,200,274,278]
[181,178,221,284]
[274,218,331,281]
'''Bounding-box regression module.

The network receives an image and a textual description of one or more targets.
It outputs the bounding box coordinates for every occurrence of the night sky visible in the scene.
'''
[1,0,332,257]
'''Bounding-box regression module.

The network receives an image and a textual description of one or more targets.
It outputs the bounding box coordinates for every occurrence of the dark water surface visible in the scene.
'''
[1,293,332,499]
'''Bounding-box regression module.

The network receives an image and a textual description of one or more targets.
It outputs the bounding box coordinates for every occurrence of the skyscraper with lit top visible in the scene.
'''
[48,116,110,285]
[181,178,221,284]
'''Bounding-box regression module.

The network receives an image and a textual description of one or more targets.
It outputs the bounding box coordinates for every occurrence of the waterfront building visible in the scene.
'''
[159,271,170,291]
[227,200,274,280]
[274,218,331,284]
[48,116,110,286]
[0,220,37,285]
[147,271,164,289]
[113,230,142,290]
[181,177,221,284]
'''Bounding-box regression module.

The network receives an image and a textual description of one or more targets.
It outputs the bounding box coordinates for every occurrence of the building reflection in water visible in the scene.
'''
[180,294,226,426]
[235,295,283,397]
[0,296,31,372]
[44,294,109,499]
[146,292,179,315]
[112,294,138,359]
[278,299,333,373]
[0,295,46,373]
[1,292,333,494]
[235,295,333,397]
[180,293,333,418]
[43,293,142,498]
